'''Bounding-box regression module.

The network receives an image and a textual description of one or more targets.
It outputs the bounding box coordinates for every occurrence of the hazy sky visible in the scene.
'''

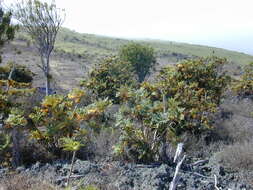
[4,0,253,55]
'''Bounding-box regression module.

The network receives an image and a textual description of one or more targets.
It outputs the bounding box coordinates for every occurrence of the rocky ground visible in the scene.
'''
[0,157,252,190]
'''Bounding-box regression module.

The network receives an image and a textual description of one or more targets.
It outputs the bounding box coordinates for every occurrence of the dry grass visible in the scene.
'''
[85,128,120,161]
[183,132,225,158]
[0,173,59,190]
[220,140,253,171]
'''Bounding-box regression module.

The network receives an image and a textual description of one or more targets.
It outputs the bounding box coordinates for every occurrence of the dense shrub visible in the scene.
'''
[81,56,137,103]
[232,63,253,97]
[155,57,230,133]
[29,88,112,157]
[114,57,231,162]
[115,87,185,163]
[119,42,157,82]
[0,73,35,167]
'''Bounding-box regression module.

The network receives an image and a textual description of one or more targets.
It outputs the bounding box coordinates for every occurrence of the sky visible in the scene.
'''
[3,0,253,55]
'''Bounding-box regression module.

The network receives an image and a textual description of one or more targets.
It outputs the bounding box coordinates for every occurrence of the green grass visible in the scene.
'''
[15,27,253,65]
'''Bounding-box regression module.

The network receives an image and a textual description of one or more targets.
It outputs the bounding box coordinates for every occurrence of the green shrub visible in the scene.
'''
[155,56,231,133]
[119,42,157,82]
[115,87,185,163]
[114,57,230,163]
[81,56,137,103]
[29,89,112,156]
[0,78,35,167]
[232,63,253,97]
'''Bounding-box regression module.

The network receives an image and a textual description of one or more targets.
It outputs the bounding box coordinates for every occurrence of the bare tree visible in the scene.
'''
[12,0,64,95]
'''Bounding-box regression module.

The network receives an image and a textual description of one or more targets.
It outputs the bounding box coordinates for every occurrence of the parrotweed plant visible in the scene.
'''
[81,56,137,103]
[60,137,83,186]
[29,88,112,156]
[0,77,35,167]
[114,57,231,163]
[232,62,253,97]
[115,86,185,162]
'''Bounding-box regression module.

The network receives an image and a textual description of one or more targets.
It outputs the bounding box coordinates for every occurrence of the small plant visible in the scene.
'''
[60,137,83,186]
[5,108,27,167]
[0,132,10,151]
[0,68,34,167]
[29,89,111,156]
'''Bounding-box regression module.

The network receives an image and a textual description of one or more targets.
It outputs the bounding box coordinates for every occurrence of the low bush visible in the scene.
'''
[232,63,253,97]
[0,74,35,167]
[81,56,137,103]
[119,42,157,82]
[29,89,112,157]
[114,57,231,163]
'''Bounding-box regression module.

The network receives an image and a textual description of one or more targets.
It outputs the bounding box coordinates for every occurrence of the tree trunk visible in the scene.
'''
[40,54,51,96]
[45,72,50,96]
[12,128,21,168]
[162,93,167,113]
[67,150,76,186]
[45,55,50,96]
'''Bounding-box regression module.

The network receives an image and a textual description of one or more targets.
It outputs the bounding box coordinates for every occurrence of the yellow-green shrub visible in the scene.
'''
[29,89,112,156]
[115,87,185,162]
[81,56,137,103]
[154,56,230,132]
[232,63,253,97]
[114,57,231,162]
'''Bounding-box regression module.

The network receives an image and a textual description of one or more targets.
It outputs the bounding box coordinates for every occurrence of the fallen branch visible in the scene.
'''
[173,143,184,163]
[191,159,208,167]
[169,155,186,190]
[214,174,220,190]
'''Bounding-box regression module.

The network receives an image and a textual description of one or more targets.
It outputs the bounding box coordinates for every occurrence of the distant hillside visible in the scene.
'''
[3,27,252,91]
[17,27,253,65]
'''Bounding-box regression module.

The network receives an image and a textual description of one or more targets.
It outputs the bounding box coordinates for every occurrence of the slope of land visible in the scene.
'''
[2,27,253,91]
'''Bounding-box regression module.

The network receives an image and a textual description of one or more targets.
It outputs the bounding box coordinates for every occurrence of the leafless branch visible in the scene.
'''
[169,155,186,190]
[214,174,220,190]
[173,143,184,163]
[11,0,64,95]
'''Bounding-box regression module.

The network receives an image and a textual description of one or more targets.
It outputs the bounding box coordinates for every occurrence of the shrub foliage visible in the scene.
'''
[119,42,157,83]
[81,56,137,103]
[29,89,111,156]
[114,57,231,162]
[232,63,253,97]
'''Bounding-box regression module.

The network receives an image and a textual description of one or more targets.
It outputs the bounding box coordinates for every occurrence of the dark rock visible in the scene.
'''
[1,158,251,190]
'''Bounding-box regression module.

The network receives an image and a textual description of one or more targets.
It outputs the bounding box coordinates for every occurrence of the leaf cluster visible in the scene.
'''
[81,56,137,103]
[114,57,231,162]
[29,89,111,155]
[115,87,185,162]
[232,63,253,97]
[155,57,231,131]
